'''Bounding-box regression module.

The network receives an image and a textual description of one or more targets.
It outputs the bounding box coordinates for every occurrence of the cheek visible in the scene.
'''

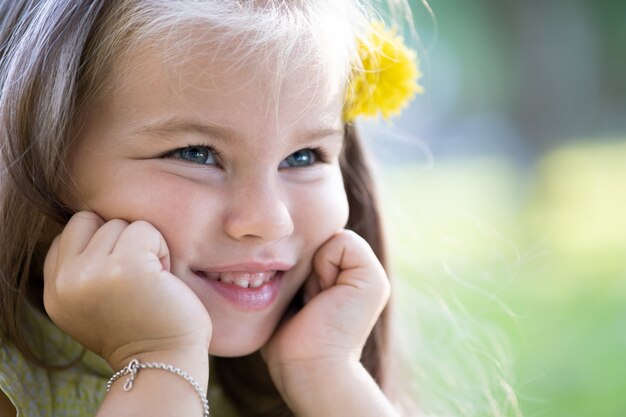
[79,174,221,251]
[291,174,349,247]
[86,180,190,219]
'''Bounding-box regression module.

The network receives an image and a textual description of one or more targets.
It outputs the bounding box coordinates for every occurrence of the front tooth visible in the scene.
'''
[234,279,250,288]
[250,278,265,288]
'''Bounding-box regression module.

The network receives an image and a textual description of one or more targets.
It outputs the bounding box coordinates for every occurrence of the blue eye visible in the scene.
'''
[279,149,319,168]
[170,146,218,165]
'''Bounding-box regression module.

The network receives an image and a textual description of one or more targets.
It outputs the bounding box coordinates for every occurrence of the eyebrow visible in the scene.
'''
[136,120,238,143]
[134,119,344,144]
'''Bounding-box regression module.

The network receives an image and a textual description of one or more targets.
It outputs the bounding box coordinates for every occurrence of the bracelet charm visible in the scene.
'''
[107,358,210,417]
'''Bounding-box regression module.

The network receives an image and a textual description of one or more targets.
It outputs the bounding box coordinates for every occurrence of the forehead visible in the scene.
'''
[103,28,346,133]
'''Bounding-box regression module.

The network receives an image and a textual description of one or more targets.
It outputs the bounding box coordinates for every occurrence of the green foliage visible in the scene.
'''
[383,141,626,417]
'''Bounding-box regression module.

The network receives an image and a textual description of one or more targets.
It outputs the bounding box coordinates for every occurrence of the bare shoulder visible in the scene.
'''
[0,390,16,417]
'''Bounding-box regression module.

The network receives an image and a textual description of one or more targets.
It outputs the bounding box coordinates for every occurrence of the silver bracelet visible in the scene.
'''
[107,358,209,417]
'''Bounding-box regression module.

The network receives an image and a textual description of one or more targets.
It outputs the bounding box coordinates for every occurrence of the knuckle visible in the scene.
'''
[104,218,129,229]
[125,220,157,236]
[77,259,100,281]
[71,210,103,225]
[341,230,372,252]
[74,257,131,293]
[99,257,129,282]
[337,229,359,243]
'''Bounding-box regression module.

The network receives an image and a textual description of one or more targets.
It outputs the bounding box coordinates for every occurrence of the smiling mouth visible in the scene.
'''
[195,270,277,288]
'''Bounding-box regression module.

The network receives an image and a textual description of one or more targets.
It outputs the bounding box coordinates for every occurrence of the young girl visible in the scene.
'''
[0,1,421,416]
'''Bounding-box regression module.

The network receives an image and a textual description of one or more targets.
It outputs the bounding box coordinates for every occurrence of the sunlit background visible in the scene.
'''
[361,1,626,416]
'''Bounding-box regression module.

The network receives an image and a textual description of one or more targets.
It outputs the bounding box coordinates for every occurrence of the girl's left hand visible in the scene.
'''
[261,230,390,397]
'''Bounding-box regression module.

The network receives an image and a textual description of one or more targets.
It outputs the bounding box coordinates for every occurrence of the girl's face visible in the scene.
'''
[64,37,349,356]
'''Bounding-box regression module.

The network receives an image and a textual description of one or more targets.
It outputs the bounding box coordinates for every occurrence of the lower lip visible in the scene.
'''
[195,271,284,311]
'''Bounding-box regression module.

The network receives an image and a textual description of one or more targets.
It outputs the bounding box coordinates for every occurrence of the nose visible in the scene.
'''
[222,178,294,242]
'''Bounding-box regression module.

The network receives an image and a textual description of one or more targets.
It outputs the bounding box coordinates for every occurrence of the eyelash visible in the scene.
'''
[314,147,330,163]
[161,144,221,165]
[282,147,330,167]
[162,144,330,167]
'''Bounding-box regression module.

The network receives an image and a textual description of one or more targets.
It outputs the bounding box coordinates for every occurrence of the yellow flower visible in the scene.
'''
[344,21,424,122]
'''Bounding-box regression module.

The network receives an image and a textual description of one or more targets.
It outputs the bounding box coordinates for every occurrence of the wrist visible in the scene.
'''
[270,358,362,409]
[271,359,398,417]
[106,331,211,371]
[108,345,210,390]
[102,345,211,417]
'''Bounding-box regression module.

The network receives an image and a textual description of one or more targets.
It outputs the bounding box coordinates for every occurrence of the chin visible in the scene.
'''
[208,326,273,357]
[209,341,265,357]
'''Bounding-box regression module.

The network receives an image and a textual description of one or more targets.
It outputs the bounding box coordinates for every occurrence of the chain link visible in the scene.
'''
[107,358,209,417]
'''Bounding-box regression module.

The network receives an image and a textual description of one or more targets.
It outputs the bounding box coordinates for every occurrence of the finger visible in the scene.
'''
[313,231,390,343]
[43,234,61,284]
[82,218,129,255]
[112,220,171,271]
[42,234,63,320]
[313,230,387,293]
[312,232,356,290]
[57,211,105,258]
[302,271,321,304]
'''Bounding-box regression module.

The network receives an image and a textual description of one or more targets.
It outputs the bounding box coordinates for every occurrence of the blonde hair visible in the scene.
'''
[0,1,398,415]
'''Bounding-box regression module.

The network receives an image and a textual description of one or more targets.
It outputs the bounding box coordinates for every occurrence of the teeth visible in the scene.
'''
[219,275,234,284]
[203,270,277,288]
[234,279,250,288]
[250,277,265,288]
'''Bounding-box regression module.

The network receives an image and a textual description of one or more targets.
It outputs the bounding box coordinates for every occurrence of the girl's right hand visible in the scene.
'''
[43,211,212,371]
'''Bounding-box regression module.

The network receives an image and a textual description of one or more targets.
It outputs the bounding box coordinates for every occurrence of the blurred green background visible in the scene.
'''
[364,1,626,416]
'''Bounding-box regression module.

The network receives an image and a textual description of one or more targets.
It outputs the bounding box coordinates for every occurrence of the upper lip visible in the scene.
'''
[196,261,295,273]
